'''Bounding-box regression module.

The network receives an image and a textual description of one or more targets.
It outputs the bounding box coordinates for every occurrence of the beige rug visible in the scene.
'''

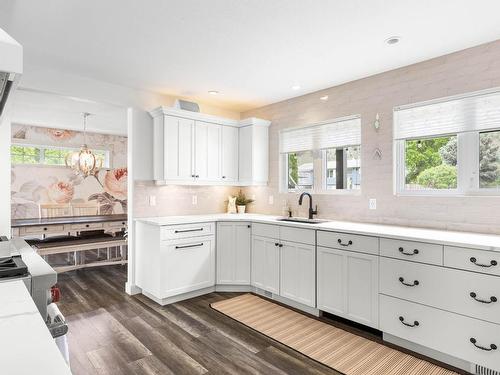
[211,294,457,375]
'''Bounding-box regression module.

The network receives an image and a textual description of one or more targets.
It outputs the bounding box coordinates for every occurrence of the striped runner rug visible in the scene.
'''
[211,294,457,375]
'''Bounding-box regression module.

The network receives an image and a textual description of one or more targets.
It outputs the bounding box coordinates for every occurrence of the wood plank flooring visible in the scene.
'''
[57,266,341,375]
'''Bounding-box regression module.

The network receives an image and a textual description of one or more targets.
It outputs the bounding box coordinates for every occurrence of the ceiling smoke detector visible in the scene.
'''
[385,36,401,45]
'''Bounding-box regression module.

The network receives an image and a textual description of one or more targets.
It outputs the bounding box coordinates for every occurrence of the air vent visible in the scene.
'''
[174,99,200,112]
[475,364,500,375]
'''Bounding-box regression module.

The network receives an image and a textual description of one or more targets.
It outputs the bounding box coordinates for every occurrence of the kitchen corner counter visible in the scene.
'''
[0,280,71,375]
[135,213,500,252]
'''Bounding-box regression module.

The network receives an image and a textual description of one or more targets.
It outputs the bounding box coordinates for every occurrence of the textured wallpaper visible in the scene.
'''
[11,124,127,219]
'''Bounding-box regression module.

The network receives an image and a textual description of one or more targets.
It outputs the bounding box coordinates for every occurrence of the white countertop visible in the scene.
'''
[0,280,71,375]
[136,213,500,252]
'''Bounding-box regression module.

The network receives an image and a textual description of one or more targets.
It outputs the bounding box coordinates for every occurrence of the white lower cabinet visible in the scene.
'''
[251,235,280,294]
[160,235,215,298]
[280,240,316,307]
[317,246,379,328]
[216,222,251,285]
[380,294,500,372]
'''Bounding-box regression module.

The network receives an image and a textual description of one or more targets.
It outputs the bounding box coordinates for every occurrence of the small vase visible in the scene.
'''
[237,205,246,214]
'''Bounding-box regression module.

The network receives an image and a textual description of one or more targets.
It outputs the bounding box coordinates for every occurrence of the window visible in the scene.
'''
[404,136,457,191]
[287,151,314,190]
[11,144,110,168]
[394,88,500,195]
[280,116,361,193]
[480,130,500,189]
[325,146,361,190]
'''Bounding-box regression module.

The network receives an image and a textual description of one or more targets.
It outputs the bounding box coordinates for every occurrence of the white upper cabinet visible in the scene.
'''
[153,115,195,181]
[195,121,221,181]
[150,107,270,185]
[221,125,239,182]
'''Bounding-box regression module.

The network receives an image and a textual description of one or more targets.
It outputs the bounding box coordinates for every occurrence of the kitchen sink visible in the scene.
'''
[277,217,330,224]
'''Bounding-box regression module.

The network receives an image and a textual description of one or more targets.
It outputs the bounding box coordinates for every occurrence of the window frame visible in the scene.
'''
[394,130,500,196]
[11,141,112,169]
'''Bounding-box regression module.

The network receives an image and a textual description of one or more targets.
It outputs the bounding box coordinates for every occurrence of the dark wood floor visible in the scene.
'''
[57,265,341,375]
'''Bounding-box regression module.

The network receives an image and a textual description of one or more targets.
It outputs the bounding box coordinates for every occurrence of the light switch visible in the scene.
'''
[369,198,377,210]
[268,195,274,205]
[149,195,156,206]
[192,195,198,205]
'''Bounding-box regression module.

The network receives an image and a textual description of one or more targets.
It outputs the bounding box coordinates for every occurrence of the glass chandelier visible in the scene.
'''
[65,112,101,177]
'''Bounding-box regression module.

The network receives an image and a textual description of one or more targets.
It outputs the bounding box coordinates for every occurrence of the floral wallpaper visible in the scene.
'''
[11,124,127,219]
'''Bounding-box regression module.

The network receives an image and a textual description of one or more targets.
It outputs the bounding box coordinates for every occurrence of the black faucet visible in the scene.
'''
[298,192,317,220]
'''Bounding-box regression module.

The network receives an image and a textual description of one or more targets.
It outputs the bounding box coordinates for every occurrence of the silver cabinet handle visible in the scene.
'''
[175,243,204,249]
[174,228,203,233]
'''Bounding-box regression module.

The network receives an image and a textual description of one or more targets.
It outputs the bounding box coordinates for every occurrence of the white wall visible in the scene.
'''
[0,116,11,234]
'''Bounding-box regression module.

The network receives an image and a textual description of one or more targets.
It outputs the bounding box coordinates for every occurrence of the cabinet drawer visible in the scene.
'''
[70,222,104,230]
[380,238,442,265]
[444,246,500,276]
[380,294,500,371]
[380,257,500,324]
[279,226,315,245]
[161,222,214,241]
[317,231,379,255]
[252,223,279,239]
[22,225,65,235]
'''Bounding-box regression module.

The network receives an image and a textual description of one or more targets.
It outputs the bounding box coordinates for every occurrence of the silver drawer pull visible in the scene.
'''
[470,338,497,351]
[470,292,497,304]
[174,228,204,234]
[337,239,352,247]
[470,257,497,268]
[398,247,419,256]
[399,277,419,287]
[175,243,204,249]
[399,316,419,327]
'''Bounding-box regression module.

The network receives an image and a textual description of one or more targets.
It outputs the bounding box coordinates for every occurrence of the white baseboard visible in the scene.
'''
[215,284,253,292]
[142,286,216,306]
[383,333,473,373]
[125,282,142,295]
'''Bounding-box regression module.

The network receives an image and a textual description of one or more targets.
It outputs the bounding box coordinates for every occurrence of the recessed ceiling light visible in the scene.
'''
[291,85,301,91]
[320,95,329,101]
[385,36,401,45]
[208,90,219,95]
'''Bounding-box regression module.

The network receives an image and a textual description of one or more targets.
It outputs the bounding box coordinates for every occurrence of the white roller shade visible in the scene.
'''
[394,88,500,140]
[280,116,361,153]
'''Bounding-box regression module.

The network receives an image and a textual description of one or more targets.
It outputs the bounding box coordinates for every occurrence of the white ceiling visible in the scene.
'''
[1,0,500,112]
[10,89,127,135]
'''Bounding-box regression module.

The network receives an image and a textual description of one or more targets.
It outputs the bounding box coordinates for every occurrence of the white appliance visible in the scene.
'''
[0,27,22,122]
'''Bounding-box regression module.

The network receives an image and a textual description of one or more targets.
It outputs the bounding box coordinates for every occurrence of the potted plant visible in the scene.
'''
[235,190,254,214]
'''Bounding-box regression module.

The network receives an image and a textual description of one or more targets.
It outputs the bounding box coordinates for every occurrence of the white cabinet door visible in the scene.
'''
[280,241,316,307]
[195,121,221,181]
[164,115,195,180]
[160,236,215,298]
[221,125,239,182]
[317,246,379,328]
[251,235,279,294]
[217,222,251,285]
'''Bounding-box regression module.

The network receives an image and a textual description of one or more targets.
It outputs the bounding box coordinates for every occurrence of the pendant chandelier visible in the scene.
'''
[65,112,101,177]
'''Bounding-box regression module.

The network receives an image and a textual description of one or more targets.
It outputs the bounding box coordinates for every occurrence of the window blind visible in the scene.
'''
[279,116,361,154]
[394,88,500,140]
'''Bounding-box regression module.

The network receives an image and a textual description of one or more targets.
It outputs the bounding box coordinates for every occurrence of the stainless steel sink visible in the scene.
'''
[277,217,330,224]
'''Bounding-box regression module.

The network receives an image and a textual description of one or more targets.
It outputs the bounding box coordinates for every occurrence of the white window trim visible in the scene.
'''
[394,130,500,196]
[11,141,112,169]
[280,148,362,195]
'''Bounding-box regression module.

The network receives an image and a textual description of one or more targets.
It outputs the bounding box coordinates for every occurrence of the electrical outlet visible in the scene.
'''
[192,195,198,205]
[149,195,156,206]
[268,195,274,205]
[369,198,377,210]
